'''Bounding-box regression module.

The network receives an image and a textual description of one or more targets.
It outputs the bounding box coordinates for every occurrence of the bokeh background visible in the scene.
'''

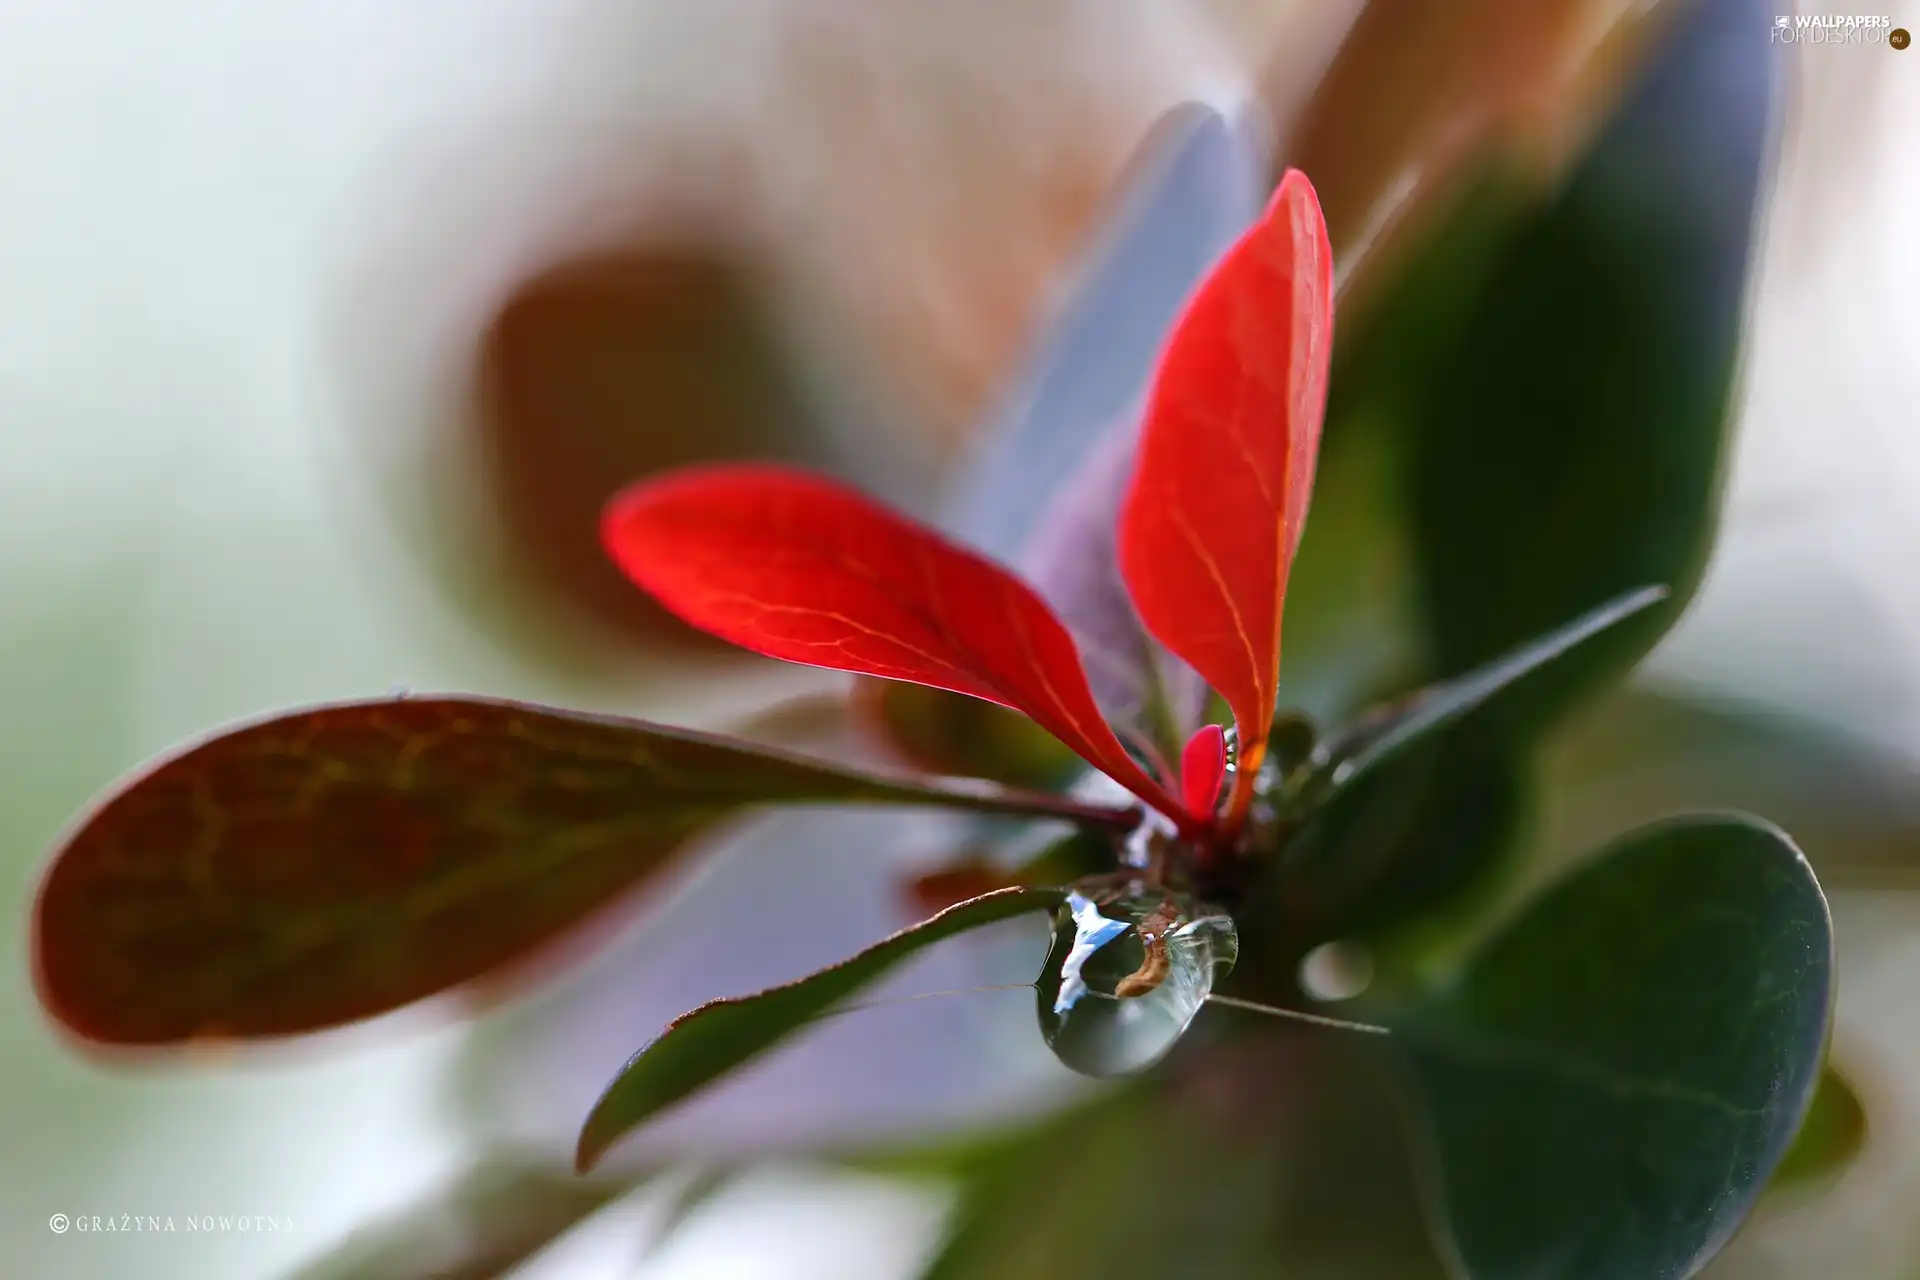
[3,1,1916,1276]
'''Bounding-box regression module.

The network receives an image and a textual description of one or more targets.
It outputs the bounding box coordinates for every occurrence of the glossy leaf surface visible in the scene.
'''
[1118,170,1333,784]
[34,698,1119,1047]
[603,465,1186,823]
[1395,816,1832,1280]
[576,886,1065,1172]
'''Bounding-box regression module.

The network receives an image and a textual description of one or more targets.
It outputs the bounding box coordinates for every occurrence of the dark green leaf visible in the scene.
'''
[1396,0,1779,741]
[1271,742,1527,953]
[34,697,1125,1047]
[1394,815,1833,1280]
[1767,1061,1866,1190]
[288,1158,635,1280]
[1310,586,1665,799]
[576,886,1065,1171]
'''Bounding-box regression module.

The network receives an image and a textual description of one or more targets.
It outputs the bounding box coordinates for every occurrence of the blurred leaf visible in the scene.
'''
[1394,815,1833,1280]
[1273,403,1422,727]
[1281,0,1672,313]
[721,690,862,756]
[1272,742,1526,953]
[858,680,1080,792]
[1398,0,1780,742]
[1541,687,1920,888]
[576,886,1065,1171]
[901,827,1114,917]
[1309,585,1666,801]
[913,1037,1446,1280]
[1020,418,1204,744]
[945,103,1263,560]
[289,1158,633,1280]
[918,1087,1275,1280]
[634,1165,740,1262]
[1766,1061,1866,1191]
[1287,159,1530,748]
[900,862,1024,918]
[34,698,1123,1047]
[474,243,819,648]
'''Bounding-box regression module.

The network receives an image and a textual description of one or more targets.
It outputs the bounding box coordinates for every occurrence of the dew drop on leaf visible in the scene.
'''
[1035,886,1238,1077]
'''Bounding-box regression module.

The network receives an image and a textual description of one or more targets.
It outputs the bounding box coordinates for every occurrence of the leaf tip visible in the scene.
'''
[571,1128,605,1176]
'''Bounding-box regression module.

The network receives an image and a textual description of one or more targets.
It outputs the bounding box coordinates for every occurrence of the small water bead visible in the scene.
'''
[1035,885,1238,1077]
[1118,807,1178,870]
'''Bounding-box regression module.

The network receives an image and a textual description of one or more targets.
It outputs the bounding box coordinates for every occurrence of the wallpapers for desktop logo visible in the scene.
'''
[1772,14,1906,45]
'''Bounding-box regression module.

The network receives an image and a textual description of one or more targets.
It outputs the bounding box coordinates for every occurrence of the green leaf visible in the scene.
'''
[1308,585,1666,801]
[1396,1,1778,741]
[1274,403,1424,729]
[907,1038,1449,1280]
[1767,1061,1866,1191]
[1267,725,1527,954]
[1394,816,1833,1280]
[575,886,1065,1172]
[33,697,1125,1047]
[287,1158,636,1280]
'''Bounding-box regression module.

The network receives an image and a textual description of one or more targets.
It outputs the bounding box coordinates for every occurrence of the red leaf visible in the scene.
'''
[33,696,1127,1047]
[603,465,1190,827]
[1179,723,1227,821]
[1116,170,1333,818]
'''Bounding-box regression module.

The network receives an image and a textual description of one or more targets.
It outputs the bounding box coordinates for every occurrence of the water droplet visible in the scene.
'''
[1118,808,1176,870]
[1035,886,1237,1077]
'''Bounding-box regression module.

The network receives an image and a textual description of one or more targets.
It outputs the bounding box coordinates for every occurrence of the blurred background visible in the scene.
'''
[2,1,1916,1276]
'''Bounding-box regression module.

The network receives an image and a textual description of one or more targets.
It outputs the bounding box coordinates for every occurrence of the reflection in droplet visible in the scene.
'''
[1035,886,1237,1077]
